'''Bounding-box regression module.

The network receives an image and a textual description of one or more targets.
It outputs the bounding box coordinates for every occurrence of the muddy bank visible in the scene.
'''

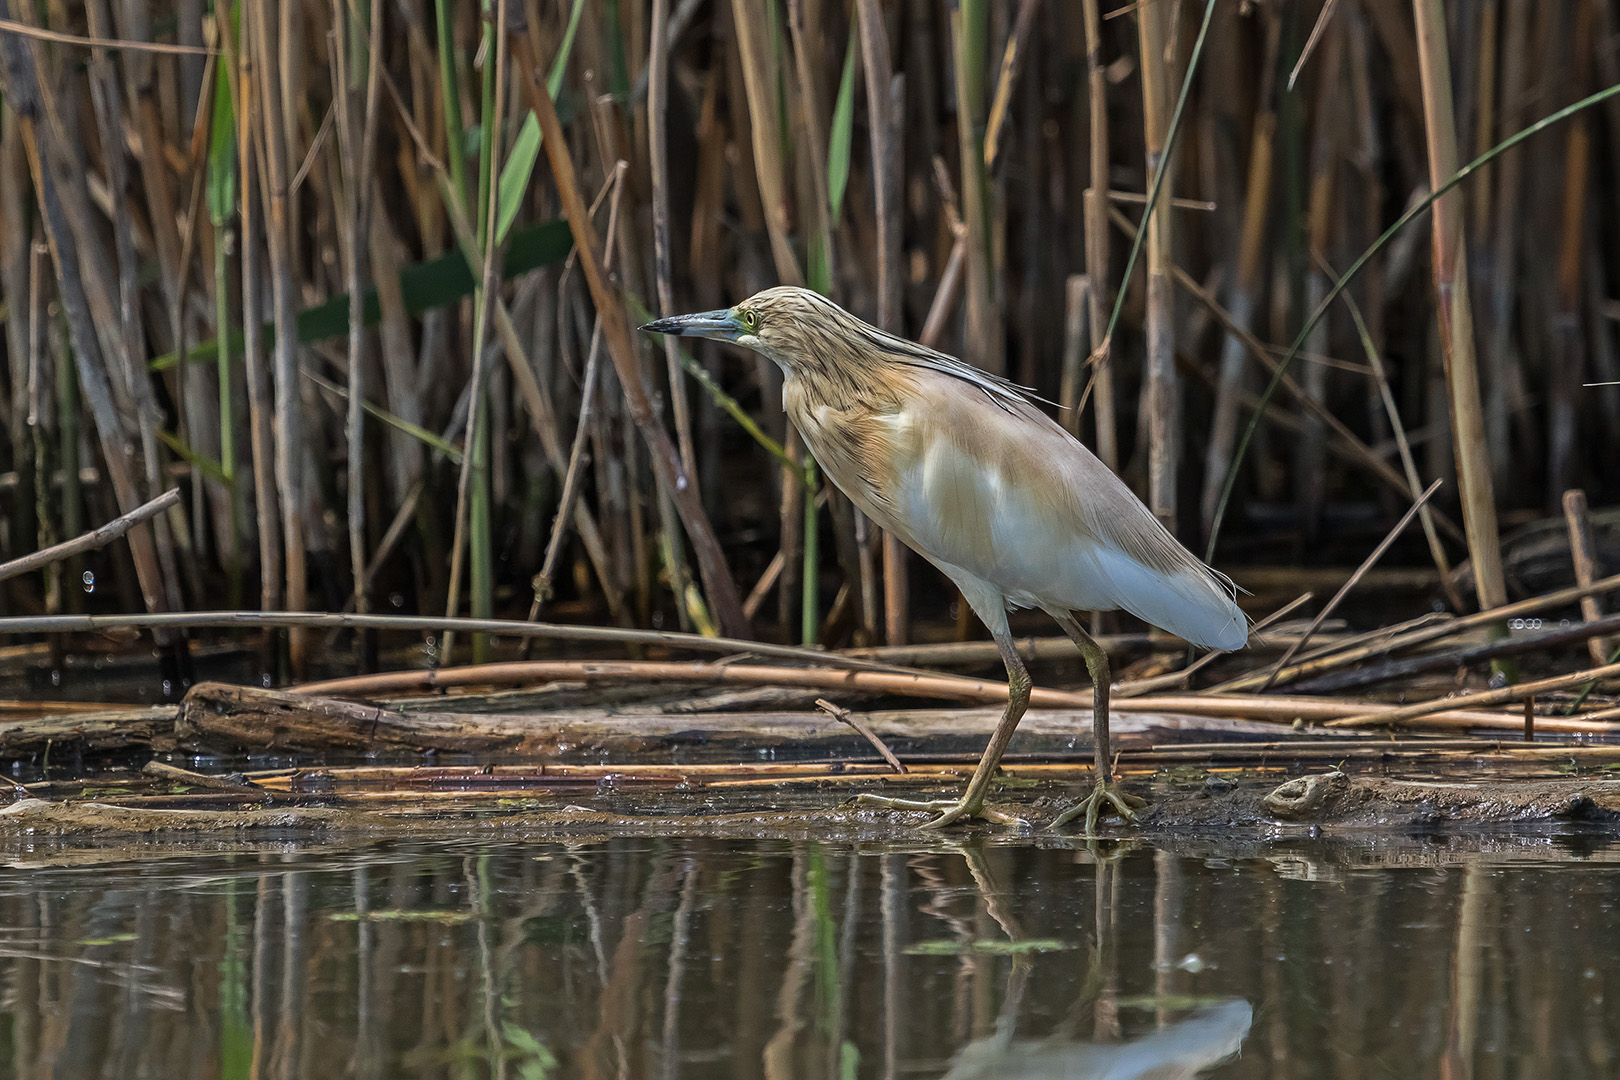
[4,769,1618,849]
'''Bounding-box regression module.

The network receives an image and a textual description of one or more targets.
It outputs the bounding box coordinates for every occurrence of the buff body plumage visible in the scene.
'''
[643,286,1246,831]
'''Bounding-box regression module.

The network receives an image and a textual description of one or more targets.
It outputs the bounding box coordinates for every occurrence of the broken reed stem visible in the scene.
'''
[0,488,180,584]
[335,0,384,619]
[815,698,906,773]
[1561,489,1610,666]
[1259,479,1443,690]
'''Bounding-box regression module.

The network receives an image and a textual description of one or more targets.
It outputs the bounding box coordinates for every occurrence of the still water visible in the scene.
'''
[1,832,1617,1079]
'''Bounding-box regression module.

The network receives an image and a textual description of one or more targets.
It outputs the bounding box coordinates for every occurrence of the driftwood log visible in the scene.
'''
[177,684,531,753]
[0,706,179,756]
[173,681,1339,760]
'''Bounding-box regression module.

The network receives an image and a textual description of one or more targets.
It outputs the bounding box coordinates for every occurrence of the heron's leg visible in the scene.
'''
[857,625,1032,828]
[1047,611,1146,834]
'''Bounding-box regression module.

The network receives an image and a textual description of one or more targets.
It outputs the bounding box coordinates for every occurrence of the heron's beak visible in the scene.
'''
[638,309,743,343]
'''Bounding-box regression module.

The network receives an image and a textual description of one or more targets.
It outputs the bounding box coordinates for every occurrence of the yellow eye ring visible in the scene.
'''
[740,309,760,332]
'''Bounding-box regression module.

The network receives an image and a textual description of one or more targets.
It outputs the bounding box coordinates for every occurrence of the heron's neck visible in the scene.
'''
[772,351,906,414]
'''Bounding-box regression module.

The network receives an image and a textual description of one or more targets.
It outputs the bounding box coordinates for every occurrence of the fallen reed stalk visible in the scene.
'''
[1329,660,1620,730]
[1214,571,1620,693]
[284,659,1554,733]
[0,488,179,583]
[0,610,921,674]
[1293,612,1620,695]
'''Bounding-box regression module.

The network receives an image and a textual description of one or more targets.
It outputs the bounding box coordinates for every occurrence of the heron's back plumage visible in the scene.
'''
[786,355,1246,652]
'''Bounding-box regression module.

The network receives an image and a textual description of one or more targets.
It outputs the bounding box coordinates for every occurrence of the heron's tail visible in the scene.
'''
[1090,545,1248,651]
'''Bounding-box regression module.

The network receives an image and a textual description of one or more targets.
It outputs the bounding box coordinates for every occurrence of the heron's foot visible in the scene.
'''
[855,792,1029,829]
[1048,779,1147,835]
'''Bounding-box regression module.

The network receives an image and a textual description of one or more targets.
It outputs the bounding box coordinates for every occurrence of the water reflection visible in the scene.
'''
[942,1000,1251,1080]
[0,833,1616,1078]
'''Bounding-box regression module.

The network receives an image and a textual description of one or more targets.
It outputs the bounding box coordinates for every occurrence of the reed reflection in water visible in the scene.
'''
[1,834,1617,1078]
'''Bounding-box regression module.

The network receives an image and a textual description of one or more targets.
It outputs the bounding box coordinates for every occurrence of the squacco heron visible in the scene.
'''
[643,287,1246,831]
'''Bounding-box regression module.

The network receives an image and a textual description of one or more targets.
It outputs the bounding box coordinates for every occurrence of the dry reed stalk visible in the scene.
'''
[982,0,1039,175]
[217,14,274,620]
[248,0,309,672]
[856,0,901,329]
[0,12,176,638]
[728,0,803,287]
[1483,0,1531,486]
[1200,9,1278,540]
[0,608,920,675]
[648,0,697,482]
[1058,275,1089,434]
[1412,0,1506,614]
[288,658,1562,733]
[518,32,751,637]
[1136,0,1177,531]
[777,425,805,639]
[1079,0,1115,471]
[949,0,1000,375]
[1549,0,1594,505]
[854,0,902,647]
[332,0,383,618]
[1561,489,1610,666]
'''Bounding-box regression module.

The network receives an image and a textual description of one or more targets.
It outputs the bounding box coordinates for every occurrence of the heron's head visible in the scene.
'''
[639,286,865,376]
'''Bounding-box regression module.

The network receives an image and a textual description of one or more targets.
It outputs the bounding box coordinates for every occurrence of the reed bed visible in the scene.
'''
[2,1,1619,676]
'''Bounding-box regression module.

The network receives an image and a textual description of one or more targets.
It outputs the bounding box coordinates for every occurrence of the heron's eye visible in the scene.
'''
[739,309,760,333]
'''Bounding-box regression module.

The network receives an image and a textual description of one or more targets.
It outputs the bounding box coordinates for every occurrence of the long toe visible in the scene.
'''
[921,799,980,829]
[1049,780,1146,835]
[854,792,995,829]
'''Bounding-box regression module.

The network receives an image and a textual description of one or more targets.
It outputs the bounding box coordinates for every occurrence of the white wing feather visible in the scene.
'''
[870,381,1246,652]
